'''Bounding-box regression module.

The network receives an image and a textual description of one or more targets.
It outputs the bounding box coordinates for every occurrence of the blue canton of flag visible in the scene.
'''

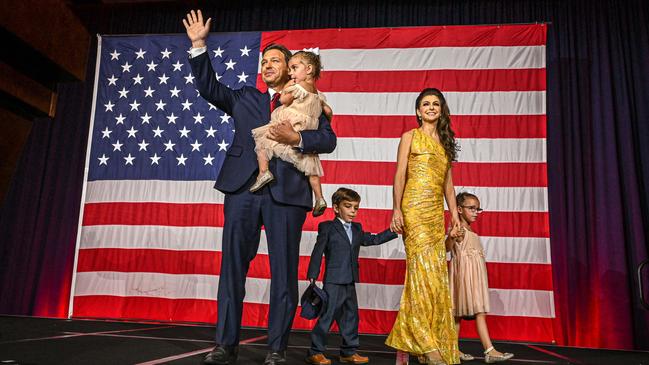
[89,33,261,181]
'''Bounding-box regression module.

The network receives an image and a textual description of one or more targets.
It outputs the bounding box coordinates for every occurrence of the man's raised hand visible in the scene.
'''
[182,9,211,49]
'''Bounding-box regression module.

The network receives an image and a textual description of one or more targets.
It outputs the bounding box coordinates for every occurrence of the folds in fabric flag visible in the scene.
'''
[72,23,553,343]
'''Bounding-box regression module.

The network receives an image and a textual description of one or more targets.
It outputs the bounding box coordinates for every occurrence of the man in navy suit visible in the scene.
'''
[306,188,397,365]
[183,10,337,365]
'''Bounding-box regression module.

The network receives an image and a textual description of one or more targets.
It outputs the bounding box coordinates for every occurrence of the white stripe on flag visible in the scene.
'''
[83,180,548,212]
[287,46,546,71]
[322,138,547,163]
[326,91,546,116]
[488,288,556,318]
[80,225,552,264]
[84,180,221,204]
[73,272,555,317]
[320,184,548,212]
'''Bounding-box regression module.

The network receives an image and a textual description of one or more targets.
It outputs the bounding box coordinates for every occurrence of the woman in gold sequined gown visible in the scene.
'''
[386,88,461,365]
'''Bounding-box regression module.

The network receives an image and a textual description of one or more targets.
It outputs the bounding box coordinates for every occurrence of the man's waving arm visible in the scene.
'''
[183,9,240,115]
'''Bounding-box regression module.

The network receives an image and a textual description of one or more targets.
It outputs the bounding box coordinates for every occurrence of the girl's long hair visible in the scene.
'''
[415,88,459,162]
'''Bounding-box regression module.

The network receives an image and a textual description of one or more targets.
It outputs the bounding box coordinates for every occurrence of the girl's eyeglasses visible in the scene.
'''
[460,205,483,213]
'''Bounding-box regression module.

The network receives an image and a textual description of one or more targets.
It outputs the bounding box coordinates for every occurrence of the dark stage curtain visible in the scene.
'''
[1,0,648,350]
[0,81,92,318]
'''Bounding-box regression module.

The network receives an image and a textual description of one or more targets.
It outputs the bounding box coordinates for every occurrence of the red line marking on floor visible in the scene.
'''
[240,335,268,344]
[527,344,583,364]
[135,346,215,365]
[134,335,268,365]
[78,332,214,343]
[0,326,173,344]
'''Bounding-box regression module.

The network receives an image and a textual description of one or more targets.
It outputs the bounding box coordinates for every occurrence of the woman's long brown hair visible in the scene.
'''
[415,88,459,162]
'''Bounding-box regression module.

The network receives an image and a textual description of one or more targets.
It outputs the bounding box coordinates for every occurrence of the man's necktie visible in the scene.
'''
[343,222,353,244]
[270,92,280,113]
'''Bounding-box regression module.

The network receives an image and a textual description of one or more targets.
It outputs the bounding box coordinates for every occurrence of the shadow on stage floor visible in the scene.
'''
[1,316,647,365]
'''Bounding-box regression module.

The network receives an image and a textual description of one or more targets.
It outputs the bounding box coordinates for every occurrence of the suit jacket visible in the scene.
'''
[307,219,398,284]
[188,52,337,208]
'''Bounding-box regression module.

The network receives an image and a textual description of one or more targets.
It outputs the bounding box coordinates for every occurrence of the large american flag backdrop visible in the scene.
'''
[71,24,553,343]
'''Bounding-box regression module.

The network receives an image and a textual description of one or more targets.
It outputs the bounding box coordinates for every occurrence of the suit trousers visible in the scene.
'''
[215,178,306,351]
[309,282,360,356]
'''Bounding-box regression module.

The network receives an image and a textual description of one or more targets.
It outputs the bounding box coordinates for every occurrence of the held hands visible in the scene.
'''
[447,212,463,242]
[449,224,465,243]
[182,9,211,48]
[390,209,404,234]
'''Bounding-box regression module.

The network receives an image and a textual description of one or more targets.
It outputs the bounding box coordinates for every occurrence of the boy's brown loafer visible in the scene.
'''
[340,353,369,364]
[306,353,332,365]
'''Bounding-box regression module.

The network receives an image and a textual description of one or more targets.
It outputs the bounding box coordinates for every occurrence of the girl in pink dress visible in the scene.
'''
[446,192,514,363]
[249,50,331,217]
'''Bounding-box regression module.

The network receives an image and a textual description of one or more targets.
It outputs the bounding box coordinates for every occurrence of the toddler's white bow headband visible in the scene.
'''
[302,47,320,55]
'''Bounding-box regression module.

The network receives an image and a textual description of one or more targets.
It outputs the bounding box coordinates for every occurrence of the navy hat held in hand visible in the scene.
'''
[300,282,328,320]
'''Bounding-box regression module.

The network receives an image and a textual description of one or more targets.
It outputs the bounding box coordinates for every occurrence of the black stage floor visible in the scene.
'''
[1,316,648,365]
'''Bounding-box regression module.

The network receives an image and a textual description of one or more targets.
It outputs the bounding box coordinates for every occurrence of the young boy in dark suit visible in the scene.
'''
[306,187,398,365]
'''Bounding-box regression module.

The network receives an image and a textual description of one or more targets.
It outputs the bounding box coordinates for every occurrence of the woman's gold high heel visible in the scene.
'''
[426,358,446,365]
[418,350,446,365]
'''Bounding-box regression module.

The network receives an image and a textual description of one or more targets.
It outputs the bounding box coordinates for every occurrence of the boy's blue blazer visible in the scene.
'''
[307,219,397,284]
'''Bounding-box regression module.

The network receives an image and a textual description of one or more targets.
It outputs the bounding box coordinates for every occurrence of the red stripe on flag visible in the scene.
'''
[320,161,548,187]
[83,203,548,237]
[453,162,547,187]
[256,69,546,93]
[330,115,547,139]
[446,211,549,238]
[304,210,549,238]
[72,296,554,341]
[485,262,554,291]
[330,116,417,139]
[83,202,224,227]
[77,248,553,290]
[261,24,547,49]
[76,248,218,275]
[73,295,216,323]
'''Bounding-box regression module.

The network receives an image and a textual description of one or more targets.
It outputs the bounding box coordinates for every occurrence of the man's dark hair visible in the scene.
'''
[262,43,292,64]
